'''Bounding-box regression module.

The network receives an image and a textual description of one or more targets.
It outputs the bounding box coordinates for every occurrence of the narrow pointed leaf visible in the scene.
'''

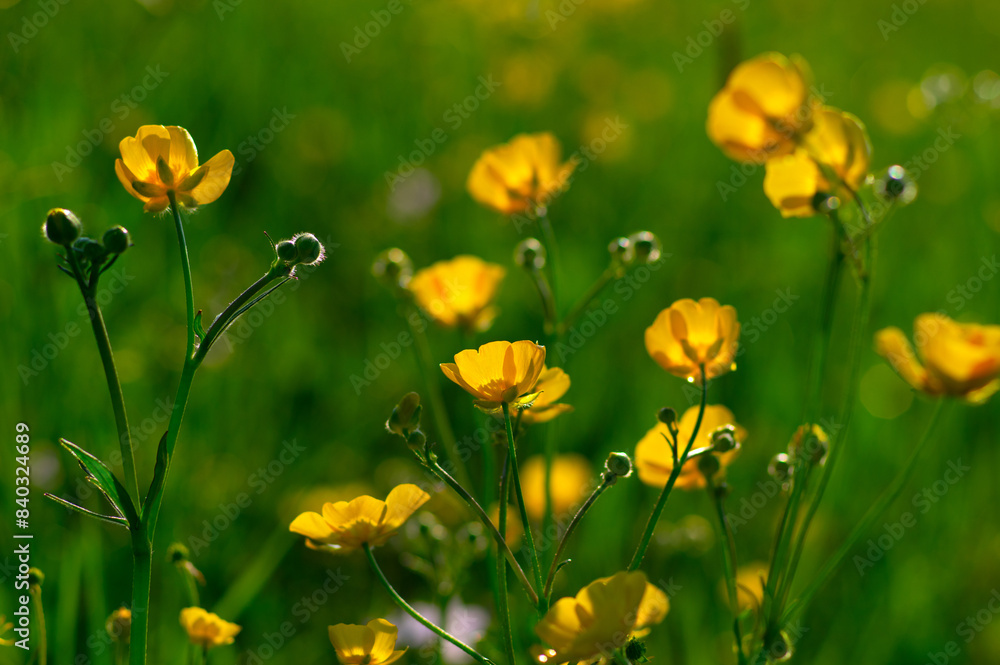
[44,493,129,528]
[59,438,139,528]
[142,431,170,524]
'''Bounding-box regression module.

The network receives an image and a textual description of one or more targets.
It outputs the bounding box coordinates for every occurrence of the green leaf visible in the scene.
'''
[44,493,129,528]
[142,431,170,525]
[59,438,139,528]
[194,310,206,342]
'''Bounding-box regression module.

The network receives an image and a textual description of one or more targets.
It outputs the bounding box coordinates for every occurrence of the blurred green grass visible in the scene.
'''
[2,0,1000,663]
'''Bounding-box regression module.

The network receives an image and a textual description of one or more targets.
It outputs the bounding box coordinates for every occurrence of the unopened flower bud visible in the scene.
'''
[372,248,413,289]
[874,165,917,206]
[387,392,422,438]
[293,233,325,265]
[167,543,190,564]
[73,237,106,263]
[697,453,721,478]
[625,638,647,662]
[626,231,661,264]
[28,568,44,587]
[711,425,738,453]
[657,407,677,428]
[514,238,546,271]
[275,239,298,263]
[768,631,794,662]
[607,237,630,265]
[605,451,633,479]
[44,208,83,246]
[406,430,426,452]
[102,226,131,254]
[768,453,793,485]
[106,607,132,645]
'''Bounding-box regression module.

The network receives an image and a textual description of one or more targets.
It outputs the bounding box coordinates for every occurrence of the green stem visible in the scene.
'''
[556,267,614,336]
[528,267,558,335]
[707,480,745,663]
[427,459,538,605]
[496,455,517,665]
[169,194,196,358]
[68,251,140,510]
[629,365,708,571]
[502,402,546,613]
[538,212,560,306]
[782,400,946,624]
[30,584,47,665]
[801,223,844,424]
[194,270,290,363]
[364,544,495,665]
[128,543,152,665]
[407,304,472,489]
[543,474,614,599]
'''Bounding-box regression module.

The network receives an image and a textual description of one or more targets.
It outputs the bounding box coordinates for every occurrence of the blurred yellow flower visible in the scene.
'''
[534,571,668,664]
[0,615,13,647]
[409,256,506,332]
[489,502,524,549]
[179,607,241,649]
[707,52,814,163]
[106,607,131,645]
[763,107,872,217]
[645,298,740,384]
[329,619,407,665]
[520,365,573,425]
[875,314,1000,404]
[467,133,576,215]
[732,562,769,611]
[440,340,546,412]
[289,484,431,553]
[634,405,746,490]
[115,125,234,213]
[520,454,591,521]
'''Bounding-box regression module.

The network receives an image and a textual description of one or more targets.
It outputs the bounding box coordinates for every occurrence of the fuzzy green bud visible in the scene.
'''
[293,233,325,265]
[102,226,131,255]
[372,248,413,289]
[514,238,546,271]
[605,451,633,479]
[275,239,298,263]
[626,231,661,264]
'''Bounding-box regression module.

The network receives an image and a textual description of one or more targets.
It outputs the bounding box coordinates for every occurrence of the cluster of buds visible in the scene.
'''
[608,231,662,271]
[273,232,325,274]
[604,451,634,485]
[768,424,830,491]
[44,209,132,273]
[386,392,427,455]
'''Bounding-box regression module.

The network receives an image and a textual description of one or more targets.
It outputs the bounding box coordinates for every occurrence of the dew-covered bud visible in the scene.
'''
[514,238,546,271]
[102,226,131,255]
[625,231,661,264]
[874,165,917,206]
[275,239,298,264]
[605,451,633,479]
[106,607,132,645]
[372,247,413,289]
[711,425,738,453]
[44,208,82,246]
[657,407,677,428]
[293,233,325,266]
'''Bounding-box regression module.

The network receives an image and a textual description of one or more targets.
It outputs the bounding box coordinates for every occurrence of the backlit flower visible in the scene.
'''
[106,607,131,645]
[875,314,1000,404]
[467,133,576,215]
[634,405,746,490]
[409,256,506,332]
[645,298,740,383]
[289,484,431,553]
[520,454,591,521]
[707,52,814,163]
[763,107,871,217]
[115,125,234,213]
[179,608,241,649]
[440,340,546,412]
[520,365,573,425]
[534,571,668,664]
[329,619,406,665]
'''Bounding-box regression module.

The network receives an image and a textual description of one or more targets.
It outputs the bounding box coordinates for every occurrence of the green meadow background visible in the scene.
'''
[2,0,999,663]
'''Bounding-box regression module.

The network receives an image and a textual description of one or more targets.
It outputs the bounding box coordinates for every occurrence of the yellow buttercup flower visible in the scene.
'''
[409,256,506,332]
[875,314,1000,404]
[763,107,872,217]
[329,619,407,665]
[534,571,668,664]
[519,365,573,425]
[707,52,814,163]
[645,298,740,384]
[115,125,234,213]
[179,608,241,649]
[520,454,592,521]
[634,405,746,491]
[106,607,131,645]
[732,562,769,611]
[289,484,431,554]
[467,132,576,215]
[440,340,546,412]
